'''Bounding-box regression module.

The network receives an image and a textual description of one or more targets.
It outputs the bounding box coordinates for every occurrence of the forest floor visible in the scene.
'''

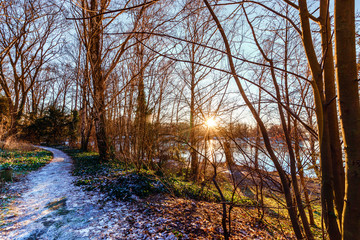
[0,146,302,239]
[1,147,177,239]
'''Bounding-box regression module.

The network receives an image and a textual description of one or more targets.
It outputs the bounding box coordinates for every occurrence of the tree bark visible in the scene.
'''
[320,0,345,224]
[89,0,110,161]
[298,1,341,238]
[334,0,360,239]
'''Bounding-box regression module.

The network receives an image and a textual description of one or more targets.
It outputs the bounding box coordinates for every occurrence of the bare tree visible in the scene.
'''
[0,0,63,137]
[71,0,150,161]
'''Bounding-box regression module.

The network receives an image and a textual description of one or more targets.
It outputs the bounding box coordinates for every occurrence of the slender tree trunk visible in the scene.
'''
[135,73,146,167]
[203,1,304,238]
[243,6,314,237]
[272,62,314,240]
[254,86,264,219]
[298,1,341,238]
[190,57,199,181]
[320,0,345,224]
[125,84,134,159]
[294,120,316,226]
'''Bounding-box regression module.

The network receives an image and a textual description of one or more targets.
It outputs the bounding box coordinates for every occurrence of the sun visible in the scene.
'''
[205,117,217,128]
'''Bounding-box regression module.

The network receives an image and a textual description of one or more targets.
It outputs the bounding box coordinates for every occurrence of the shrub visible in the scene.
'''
[24,106,79,145]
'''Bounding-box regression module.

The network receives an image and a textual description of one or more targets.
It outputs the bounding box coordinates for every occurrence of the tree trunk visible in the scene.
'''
[334,0,360,239]
[190,56,199,181]
[89,0,109,161]
[203,1,304,238]
[298,1,341,238]
[135,73,147,168]
[320,0,345,224]
[294,120,316,226]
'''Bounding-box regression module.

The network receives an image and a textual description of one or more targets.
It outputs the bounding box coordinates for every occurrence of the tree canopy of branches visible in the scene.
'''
[0,0,359,239]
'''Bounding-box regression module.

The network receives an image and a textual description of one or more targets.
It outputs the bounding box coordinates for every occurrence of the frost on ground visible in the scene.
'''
[0,147,178,240]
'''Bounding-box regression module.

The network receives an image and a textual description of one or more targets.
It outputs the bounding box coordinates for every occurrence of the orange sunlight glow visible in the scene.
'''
[205,117,217,128]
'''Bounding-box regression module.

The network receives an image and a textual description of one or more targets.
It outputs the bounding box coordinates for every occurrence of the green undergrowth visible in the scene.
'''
[58,146,323,238]
[58,146,255,204]
[0,148,52,174]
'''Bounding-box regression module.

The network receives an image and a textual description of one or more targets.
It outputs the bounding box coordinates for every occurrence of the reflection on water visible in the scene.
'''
[111,136,318,177]
[182,139,317,177]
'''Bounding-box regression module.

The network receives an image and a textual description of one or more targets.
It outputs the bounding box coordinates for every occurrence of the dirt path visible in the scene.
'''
[0,147,176,240]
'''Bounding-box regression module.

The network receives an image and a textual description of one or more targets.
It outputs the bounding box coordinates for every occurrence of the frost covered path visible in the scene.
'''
[0,146,175,240]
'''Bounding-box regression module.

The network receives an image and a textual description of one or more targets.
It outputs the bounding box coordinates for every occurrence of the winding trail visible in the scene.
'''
[0,147,175,240]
